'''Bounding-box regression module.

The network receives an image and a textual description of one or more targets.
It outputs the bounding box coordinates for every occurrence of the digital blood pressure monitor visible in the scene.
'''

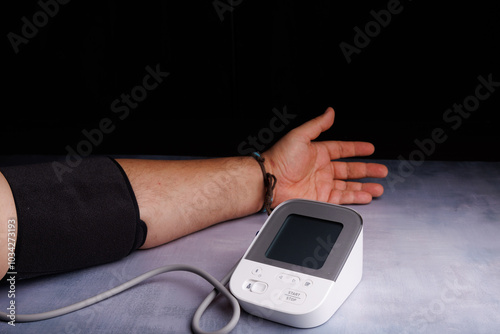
[229,199,363,328]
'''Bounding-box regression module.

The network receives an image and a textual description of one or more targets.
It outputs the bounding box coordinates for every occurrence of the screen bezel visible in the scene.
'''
[245,199,362,281]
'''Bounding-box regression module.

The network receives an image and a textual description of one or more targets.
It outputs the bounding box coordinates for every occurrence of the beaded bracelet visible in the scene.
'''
[250,152,277,215]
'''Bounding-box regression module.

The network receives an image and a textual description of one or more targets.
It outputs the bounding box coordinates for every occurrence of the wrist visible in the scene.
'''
[250,152,277,214]
[260,151,275,177]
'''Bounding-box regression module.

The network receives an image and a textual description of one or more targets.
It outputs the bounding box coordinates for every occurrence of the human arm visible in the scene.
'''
[1,107,387,278]
[117,107,388,249]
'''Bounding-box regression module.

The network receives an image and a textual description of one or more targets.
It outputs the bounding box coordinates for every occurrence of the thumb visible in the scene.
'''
[294,107,335,141]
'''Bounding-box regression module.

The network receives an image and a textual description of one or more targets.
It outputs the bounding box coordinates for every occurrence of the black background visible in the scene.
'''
[2,1,499,161]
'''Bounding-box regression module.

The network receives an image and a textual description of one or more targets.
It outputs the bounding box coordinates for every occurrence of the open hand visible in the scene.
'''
[263,107,388,206]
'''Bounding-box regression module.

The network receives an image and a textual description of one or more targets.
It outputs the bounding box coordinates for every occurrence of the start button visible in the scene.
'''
[279,289,307,305]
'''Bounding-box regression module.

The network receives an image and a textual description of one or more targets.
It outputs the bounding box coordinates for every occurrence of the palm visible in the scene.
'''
[264,108,388,206]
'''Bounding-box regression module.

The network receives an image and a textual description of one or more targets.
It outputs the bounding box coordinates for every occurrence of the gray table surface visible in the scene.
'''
[1,160,499,334]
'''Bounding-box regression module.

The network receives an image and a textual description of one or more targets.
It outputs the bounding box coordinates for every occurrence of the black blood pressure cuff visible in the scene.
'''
[0,157,147,281]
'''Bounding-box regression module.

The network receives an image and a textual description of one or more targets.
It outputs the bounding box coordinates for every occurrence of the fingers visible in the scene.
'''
[292,107,335,142]
[332,161,389,180]
[330,180,385,204]
[329,162,387,204]
[321,141,375,160]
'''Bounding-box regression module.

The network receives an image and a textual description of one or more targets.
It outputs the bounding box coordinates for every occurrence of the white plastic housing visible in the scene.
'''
[230,229,363,328]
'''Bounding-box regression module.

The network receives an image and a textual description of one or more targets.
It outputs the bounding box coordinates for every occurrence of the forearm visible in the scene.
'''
[116,156,266,248]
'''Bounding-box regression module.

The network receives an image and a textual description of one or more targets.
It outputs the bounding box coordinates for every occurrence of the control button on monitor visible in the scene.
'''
[243,280,254,290]
[277,273,300,285]
[303,279,313,288]
[279,289,306,305]
[250,281,268,294]
[252,267,263,277]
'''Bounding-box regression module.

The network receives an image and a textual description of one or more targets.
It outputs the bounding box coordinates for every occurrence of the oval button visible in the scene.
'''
[279,289,306,304]
[252,267,263,276]
[250,281,268,294]
[277,273,300,285]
